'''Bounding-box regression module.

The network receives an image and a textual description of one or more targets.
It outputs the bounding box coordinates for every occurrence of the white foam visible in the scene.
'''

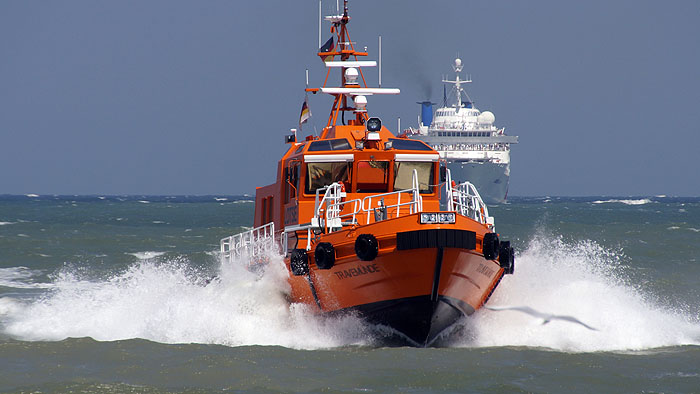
[592,198,652,205]
[0,222,15,226]
[127,251,166,260]
[26,194,39,198]
[0,267,53,289]
[0,252,368,348]
[3,235,698,352]
[461,234,700,352]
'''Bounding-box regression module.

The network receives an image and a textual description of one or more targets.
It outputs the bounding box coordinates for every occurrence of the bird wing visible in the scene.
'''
[484,305,599,331]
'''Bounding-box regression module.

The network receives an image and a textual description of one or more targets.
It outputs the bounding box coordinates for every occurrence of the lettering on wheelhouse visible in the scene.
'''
[334,263,380,280]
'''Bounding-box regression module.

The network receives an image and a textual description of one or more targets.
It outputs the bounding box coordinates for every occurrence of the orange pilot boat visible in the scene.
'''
[220,1,514,347]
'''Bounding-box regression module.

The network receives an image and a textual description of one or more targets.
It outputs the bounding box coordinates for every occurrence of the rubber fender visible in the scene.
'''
[290,249,309,276]
[314,242,335,269]
[498,241,515,275]
[482,233,500,260]
[355,234,379,261]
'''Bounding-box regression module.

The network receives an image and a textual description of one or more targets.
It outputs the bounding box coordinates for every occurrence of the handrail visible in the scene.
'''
[360,169,422,224]
[445,169,494,230]
[218,169,494,265]
[220,222,277,266]
[312,169,423,232]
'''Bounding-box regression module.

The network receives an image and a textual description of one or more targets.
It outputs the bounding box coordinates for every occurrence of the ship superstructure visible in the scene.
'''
[406,59,518,204]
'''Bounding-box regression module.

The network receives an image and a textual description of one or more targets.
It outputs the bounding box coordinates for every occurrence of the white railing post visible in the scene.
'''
[219,222,277,267]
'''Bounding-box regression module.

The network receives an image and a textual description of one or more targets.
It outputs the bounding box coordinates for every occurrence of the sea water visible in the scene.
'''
[0,195,699,392]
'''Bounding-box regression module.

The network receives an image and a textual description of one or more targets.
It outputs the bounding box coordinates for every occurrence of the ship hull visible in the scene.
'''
[446,160,509,204]
[285,214,504,347]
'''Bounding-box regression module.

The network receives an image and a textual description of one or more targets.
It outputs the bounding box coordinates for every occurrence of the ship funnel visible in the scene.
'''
[417,101,434,127]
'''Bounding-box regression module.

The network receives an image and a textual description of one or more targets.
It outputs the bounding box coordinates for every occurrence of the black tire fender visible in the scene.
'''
[355,234,379,261]
[498,241,515,275]
[483,232,500,260]
[314,242,335,270]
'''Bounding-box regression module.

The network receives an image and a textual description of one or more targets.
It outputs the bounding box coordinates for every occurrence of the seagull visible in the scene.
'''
[483,305,599,331]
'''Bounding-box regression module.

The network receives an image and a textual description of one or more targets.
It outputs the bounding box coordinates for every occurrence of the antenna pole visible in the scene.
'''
[318,0,322,48]
[397,117,400,133]
[378,36,382,87]
[305,69,309,87]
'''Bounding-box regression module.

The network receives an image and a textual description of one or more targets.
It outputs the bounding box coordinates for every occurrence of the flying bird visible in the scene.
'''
[484,305,599,331]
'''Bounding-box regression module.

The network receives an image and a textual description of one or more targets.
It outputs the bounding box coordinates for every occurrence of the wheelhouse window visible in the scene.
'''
[394,161,435,193]
[356,160,390,193]
[305,162,351,194]
[388,138,433,151]
[307,138,352,152]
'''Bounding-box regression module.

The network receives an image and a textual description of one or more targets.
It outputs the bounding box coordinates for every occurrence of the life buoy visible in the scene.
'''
[498,241,515,275]
[339,182,347,204]
[290,249,309,276]
[482,232,499,260]
[355,233,379,261]
[315,242,335,269]
[450,180,459,206]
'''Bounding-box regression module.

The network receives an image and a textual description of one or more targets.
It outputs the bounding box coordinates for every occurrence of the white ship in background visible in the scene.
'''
[404,58,518,204]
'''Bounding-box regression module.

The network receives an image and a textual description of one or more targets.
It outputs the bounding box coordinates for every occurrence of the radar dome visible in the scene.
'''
[454,58,462,67]
[478,111,495,124]
[354,95,367,110]
[344,67,359,84]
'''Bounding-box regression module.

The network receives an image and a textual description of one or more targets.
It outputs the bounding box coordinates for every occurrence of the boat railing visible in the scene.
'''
[220,221,277,266]
[444,169,494,230]
[311,183,362,232]
[312,169,423,233]
[360,169,423,225]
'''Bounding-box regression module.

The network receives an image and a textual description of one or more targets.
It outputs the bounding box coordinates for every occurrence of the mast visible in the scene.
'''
[308,0,399,136]
[442,58,473,110]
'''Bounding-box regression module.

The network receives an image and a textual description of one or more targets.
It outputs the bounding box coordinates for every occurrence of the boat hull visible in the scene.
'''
[285,214,504,346]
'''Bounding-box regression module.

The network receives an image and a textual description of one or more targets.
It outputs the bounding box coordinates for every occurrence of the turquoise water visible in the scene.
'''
[1,195,699,392]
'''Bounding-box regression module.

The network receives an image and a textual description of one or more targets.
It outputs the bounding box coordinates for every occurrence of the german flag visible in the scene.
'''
[299,97,311,125]
[319,36,334,62]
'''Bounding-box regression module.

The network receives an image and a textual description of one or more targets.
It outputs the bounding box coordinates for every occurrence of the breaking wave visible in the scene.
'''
[0,252,369,349]
[592,198,653,205]
[462,233,700,352]
[1,234,698,352]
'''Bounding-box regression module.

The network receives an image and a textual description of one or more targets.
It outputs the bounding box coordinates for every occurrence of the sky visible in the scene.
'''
[2,0,699,197]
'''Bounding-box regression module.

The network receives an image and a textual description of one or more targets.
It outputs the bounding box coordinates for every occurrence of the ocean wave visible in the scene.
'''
[0,267,53,289]
[0,253,368,348]
[3,234,698,352]
[462,234,700,352]
[0,221,15,226]
[127,251,166,260]
[592,198,653,205]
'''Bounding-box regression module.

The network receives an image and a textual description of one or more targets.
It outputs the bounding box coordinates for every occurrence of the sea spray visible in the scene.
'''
[2,232,699,351]
[463,233,700,352]
[0,251,369,349]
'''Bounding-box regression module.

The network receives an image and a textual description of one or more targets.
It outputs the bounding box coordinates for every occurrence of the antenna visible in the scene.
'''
[305,69,309,87]
[378,36,382,87]
[318,0,322,48]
